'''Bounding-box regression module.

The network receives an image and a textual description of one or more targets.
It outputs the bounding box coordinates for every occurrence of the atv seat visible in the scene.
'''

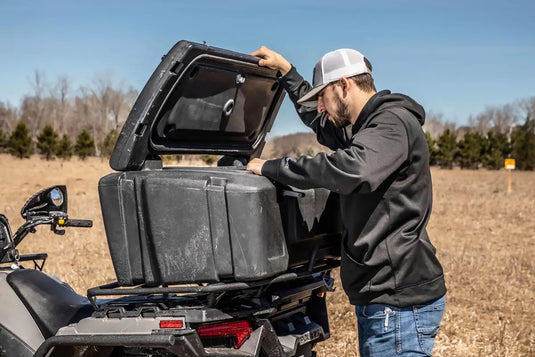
[7,269,94,338]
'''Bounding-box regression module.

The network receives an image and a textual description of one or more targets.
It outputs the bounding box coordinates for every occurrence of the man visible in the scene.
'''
[247,46,447,356]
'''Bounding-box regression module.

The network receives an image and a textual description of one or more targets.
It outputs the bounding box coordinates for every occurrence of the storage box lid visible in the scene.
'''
[110,40,285,171]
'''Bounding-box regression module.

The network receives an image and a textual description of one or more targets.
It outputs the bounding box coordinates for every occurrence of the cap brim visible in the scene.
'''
[297,83,329,108]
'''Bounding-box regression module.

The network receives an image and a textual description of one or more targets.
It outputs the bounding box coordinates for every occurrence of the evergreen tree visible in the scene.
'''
[511,118,535,170]
[456,131,484,169]
[56,134,74,160]
[8,121,33,159]
[74,130,95,159]
[36,125,59,160]
[482,131,510,170]
[98,128,119,158]
[0,128,7,153]
[436,129,457,169]
[425,132,438,166]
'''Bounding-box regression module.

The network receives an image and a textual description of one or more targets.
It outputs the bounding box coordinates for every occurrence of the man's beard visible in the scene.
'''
[331,93,353,128]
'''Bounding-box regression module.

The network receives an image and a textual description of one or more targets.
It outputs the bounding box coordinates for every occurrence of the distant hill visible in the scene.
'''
[261,132,332,159]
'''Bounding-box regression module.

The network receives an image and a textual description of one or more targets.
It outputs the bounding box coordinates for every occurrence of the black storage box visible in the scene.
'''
[99,41,342,286]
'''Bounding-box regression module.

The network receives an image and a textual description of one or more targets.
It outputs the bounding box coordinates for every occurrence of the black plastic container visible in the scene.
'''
[99,168,341,286]
[99,41,342,286]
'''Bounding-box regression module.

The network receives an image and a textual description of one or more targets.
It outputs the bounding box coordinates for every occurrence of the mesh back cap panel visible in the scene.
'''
[298,48,371,107]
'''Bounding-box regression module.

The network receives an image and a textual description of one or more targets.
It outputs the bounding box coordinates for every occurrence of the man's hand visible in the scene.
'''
[246,158,266,175]
[250,46,292,76]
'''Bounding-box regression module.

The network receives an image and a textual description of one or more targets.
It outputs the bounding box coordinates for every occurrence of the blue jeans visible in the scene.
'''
[355,295,446,356]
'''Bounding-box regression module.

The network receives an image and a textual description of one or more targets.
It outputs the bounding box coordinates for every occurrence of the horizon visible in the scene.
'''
[1,0,534,137]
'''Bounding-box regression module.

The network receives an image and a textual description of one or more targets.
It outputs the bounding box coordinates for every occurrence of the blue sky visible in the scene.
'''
[1,0,534,137]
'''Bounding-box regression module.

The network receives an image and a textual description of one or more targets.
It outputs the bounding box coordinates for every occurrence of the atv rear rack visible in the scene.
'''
[87,259,339,308]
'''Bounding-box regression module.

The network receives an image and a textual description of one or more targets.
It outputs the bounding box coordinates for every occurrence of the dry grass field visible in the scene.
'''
[0,153,533,356]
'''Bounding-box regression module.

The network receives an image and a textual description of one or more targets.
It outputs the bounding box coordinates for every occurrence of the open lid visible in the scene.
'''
[110,40,285,171]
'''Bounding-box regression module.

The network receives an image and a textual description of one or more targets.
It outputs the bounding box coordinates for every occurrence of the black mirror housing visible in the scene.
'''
[21,186,68,220]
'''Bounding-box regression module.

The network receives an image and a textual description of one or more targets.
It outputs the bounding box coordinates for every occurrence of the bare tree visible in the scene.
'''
[20,70,51,135]
[85,74,138,155]
[48,75,72,134]
[91,72,115,134]
[491,104,518,135]
[422,112,456,138]
[29,70,46,99]
[470,105,519,136]
[517,97,535,122]
[41,97,60,129]
[71,92,100,147]
[19,96,41,135]
[468,112,492,134]
[57,76,70,105]
[0,101,19,132]
[108,89,126,129]
[107,86,138,129]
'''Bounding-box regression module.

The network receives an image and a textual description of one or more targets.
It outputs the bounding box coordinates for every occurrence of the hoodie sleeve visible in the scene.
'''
[279,66,350,150]
[262,112,409,195]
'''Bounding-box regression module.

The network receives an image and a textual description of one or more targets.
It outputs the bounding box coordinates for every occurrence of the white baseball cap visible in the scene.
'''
[297,48,371,107]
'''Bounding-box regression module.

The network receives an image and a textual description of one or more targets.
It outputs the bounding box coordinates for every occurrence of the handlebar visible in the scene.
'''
[12,216,93,248]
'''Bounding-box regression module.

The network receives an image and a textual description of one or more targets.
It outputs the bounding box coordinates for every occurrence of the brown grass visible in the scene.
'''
[0,154,533,356]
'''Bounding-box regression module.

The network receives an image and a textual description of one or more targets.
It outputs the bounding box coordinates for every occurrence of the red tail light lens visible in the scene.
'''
[159,319,185,329]
[197,320,252,349]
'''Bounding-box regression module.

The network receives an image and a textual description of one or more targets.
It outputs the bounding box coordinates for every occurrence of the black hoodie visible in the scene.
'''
[262,67,446,307]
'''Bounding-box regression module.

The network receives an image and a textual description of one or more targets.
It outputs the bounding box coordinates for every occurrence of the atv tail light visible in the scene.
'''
[159,319,185,329]
[197,320,252,349]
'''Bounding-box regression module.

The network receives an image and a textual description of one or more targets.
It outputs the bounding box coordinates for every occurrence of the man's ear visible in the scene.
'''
[339,77,351,96]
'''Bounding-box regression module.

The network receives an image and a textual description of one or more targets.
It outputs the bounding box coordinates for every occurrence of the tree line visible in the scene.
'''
[0,121,119,160]
[423,97,535,170]
[0,70,136,160]
[1,71,534,169]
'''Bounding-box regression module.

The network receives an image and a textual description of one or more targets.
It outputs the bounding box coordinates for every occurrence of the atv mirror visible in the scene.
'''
[49,188,64,206]
[21,186,68,219]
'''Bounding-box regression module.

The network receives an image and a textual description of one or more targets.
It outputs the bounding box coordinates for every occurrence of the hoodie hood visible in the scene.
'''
[352,90,425,134]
